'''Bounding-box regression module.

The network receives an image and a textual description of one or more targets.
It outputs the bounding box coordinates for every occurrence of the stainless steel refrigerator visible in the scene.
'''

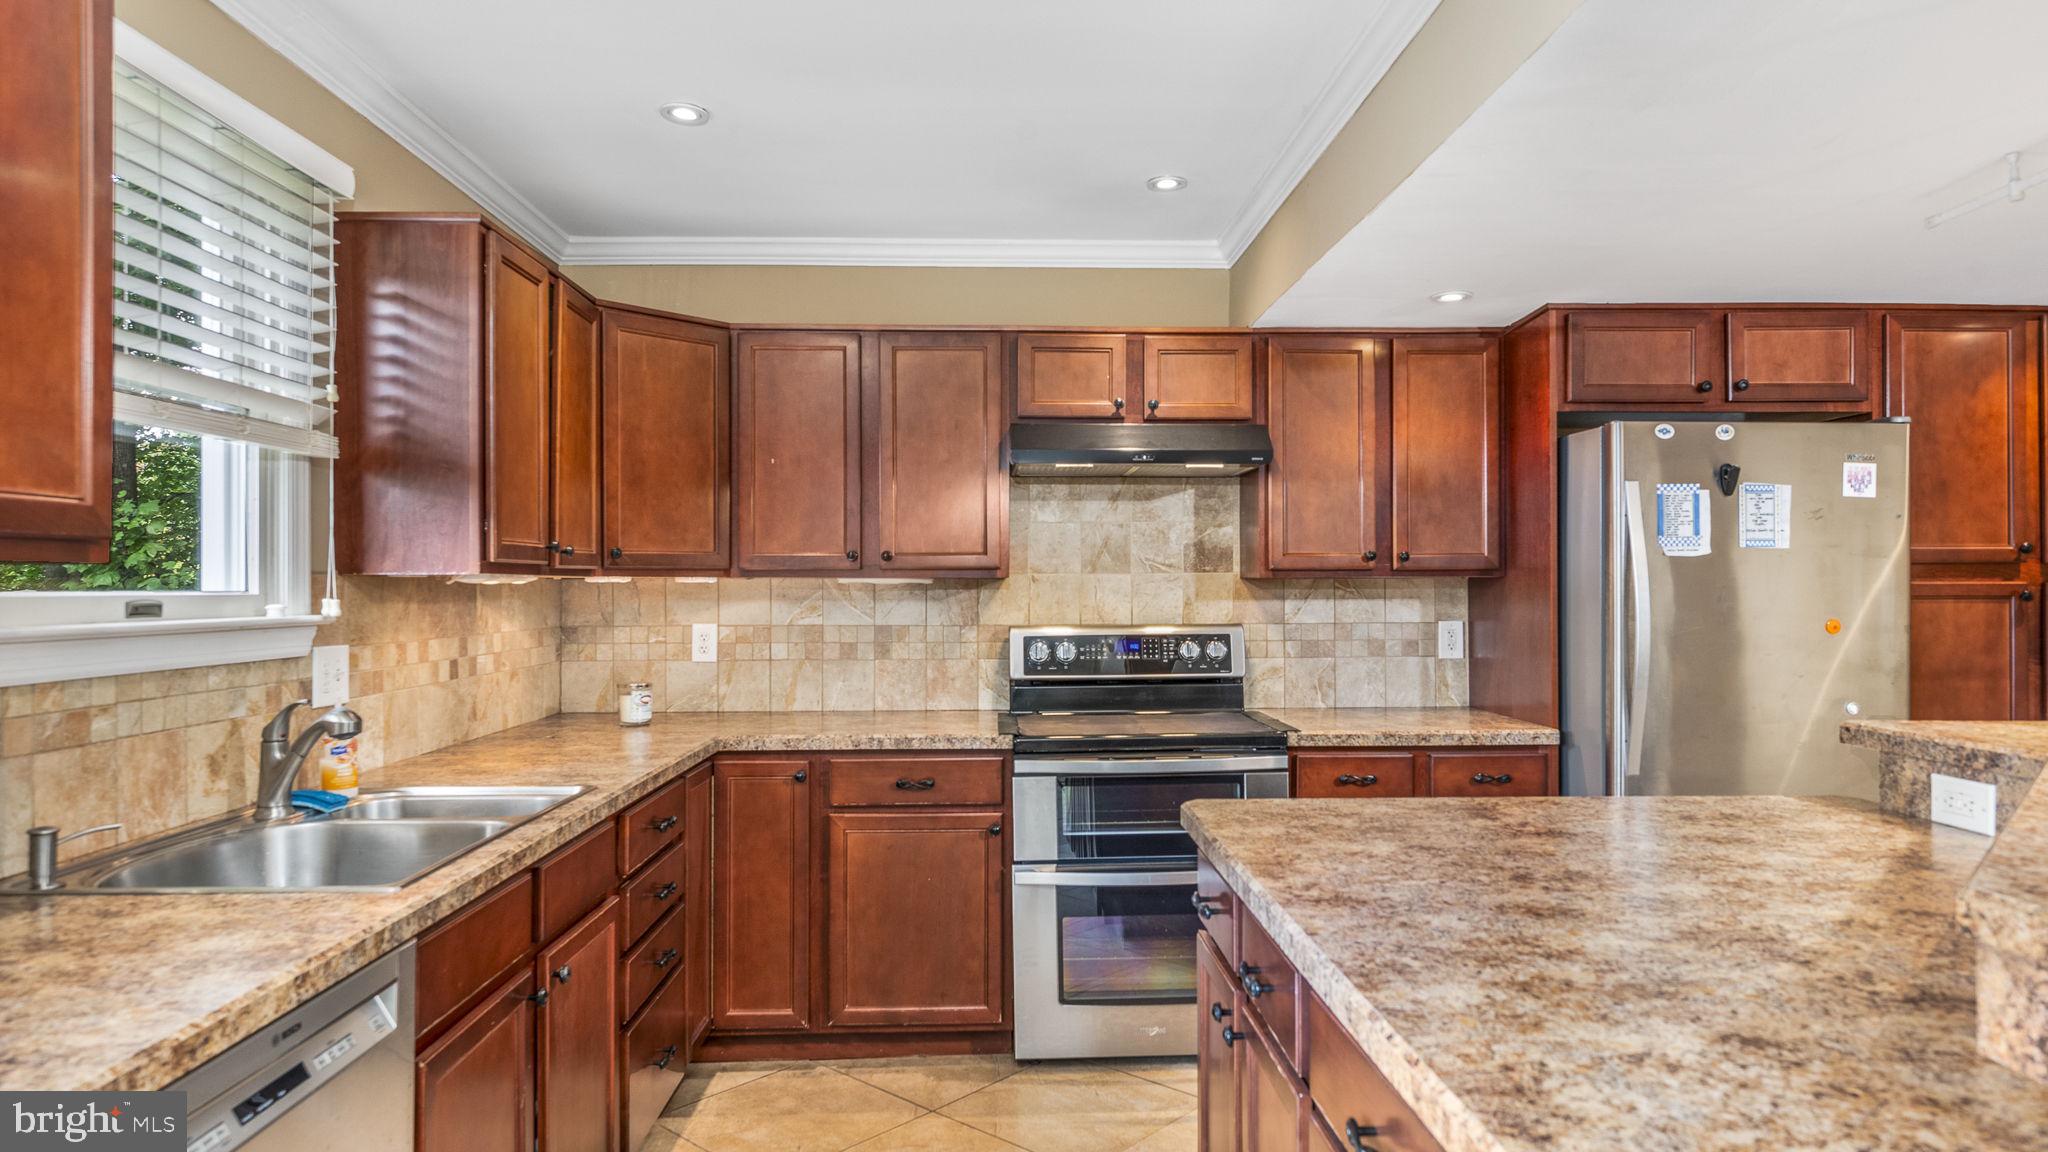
[1560,420,1909,799]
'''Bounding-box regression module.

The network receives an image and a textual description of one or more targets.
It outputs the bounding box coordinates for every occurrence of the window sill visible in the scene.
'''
[0,615,328,688]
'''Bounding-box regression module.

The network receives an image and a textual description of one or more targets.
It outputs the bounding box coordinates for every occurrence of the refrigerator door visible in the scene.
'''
[1563,421,1908,799]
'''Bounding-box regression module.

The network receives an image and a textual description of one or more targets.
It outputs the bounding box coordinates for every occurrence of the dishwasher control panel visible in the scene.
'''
[184,980,398,1152]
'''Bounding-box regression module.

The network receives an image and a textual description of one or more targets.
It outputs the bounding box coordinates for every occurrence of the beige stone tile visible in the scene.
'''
[924,659,977,711]
[940,1063,1195,1152]
[113,731,187,841]
[1284,579,1335,624]
[845,1114,1025,1152]
[1283,657,1334,708]
[1123,1113,1197,1152]
[977,659,1009,711]
[1244,658,1284,709]
[1434,578,1468,620]
[717,662,771,712]
[661,1060,793,1113]
[1334,659,1387,708]
[718,580,771,625]
[1186,574,1237,625]
[822,660,876,711]
[0,757,30,874]
[874,660,926,711]
[1437,658,1470,707]
[977,580,1031,627]
[184,718,259,822]
[667,580,721,625]
[1027,528,1082,574]
[1026,576,1080,623]
[664,1065,920,1152]
[1384,657,1436,707]
[1092,1058,1196,1097]
[770,659,822,712]
[559,661,616,713]
[822,582,876,625]
[1382,582,1430,623]
[32,746,120,858]
[926,584,979,627]
[665,661,719,712]
[828,1054,1022,1111]
[561,580,611,626]
[874,586,927,626]
[1186,526,1235,574]
[1076,525,1132,574]
[1130,575,1188,625]
[1078,576,1133,626]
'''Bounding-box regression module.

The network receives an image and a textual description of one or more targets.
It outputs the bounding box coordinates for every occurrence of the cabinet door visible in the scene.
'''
[602,309,731,571]
[1292,751,1415,799]
[1195,933,1239,1152]
[871,332,1006,571]
[1016,333,1129,419]
[1240,1016,1307,1152]
[1260,337,1382,572]
[682,764,714,1049]
[1564,310,1721,405]
[1726,309,1871,404]
[1910,580,2042,720]
[825,810,1005,1028]
[735,331,862,571]
[1886,313,2041,564]
[1390,336,1500,571]
[537,898,620,1152]
[1141,335,1255,420]
[483,231,553,569]
[1424,749,1552,797]
[0,0,111,562]
[550,280,601,570]
[417,969,536,1152]
[713,758,813,1031]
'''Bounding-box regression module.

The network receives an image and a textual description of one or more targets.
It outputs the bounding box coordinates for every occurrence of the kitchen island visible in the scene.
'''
[1183,793,2048,1151]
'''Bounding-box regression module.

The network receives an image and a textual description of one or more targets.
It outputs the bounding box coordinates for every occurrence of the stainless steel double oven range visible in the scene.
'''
[1005,625,1291,1059]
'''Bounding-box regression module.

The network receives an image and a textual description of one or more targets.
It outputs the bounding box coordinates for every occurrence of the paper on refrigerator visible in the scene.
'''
[1655,483,1711,557]
[1738,482,1792,549]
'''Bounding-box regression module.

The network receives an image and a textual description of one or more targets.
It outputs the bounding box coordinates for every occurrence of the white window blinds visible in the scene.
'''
[108,57,341,458]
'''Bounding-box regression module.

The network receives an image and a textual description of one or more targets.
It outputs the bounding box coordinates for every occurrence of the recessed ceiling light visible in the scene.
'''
[1146,175,1188,193]
[1431,290,1472,303]
[659,102,711,126]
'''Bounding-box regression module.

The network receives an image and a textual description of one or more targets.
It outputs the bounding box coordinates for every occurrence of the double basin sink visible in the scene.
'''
[17,787,588,894]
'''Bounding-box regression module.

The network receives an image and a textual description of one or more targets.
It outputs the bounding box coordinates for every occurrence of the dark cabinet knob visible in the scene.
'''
[653,882,678,901]
[546,540,560,553]
[1396,551,1410,563]
[1345,1119,1383,1152]
[1220,1026,1244,1047]
[1733,378,1751,392]
[1334,773,1377,787]
[1191,893,1219,920]
[1237,962,1271,998]
[653,948,679,970]
[1471,772,1515,785]
[987,822,1003,837]
[880,550,894,562]
[793,769,807,782]
[1113,397,1125,413]
[1363,550,1377,562]
[2021,541,2034,554]
[609,546,623,560]
[1209,1002,1230,1022]
[528,988,549,1007]
[560,544,574,557]
[1695,380,1713,393]
[1146,398,1160,413]
[2022,590,2035,602]
[846,550,859,562]
[894,777,937,791]
[652,814,678,833]
[652,1044,678,1070]
[552,964,571,983]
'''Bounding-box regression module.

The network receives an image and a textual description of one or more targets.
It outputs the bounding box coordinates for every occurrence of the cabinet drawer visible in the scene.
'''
[417,872,534,1043]
[1293,752,1415,799]
[622,839,686,949]
[1238,912,1301,1072]
[1425,750,1550,797]
[1194,854,1238,970]
[1305,992,1444,1152]
[619,776,687,876]
[622,905,687,1022]
[824,755,1005,807]
[537,821,619,944]
[620,967,688,1152]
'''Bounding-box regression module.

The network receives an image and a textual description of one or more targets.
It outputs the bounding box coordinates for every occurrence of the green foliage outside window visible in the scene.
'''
[0,427,203,592]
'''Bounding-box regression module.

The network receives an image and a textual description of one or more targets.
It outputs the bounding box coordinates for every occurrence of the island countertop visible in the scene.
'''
[1183,794,2048,1152]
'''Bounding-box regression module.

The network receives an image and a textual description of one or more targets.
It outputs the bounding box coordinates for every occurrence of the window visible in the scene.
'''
[0,40,343,632]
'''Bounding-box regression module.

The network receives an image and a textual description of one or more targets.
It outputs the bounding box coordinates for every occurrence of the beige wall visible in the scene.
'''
[1228,0,1582,325]
[562,265,1231,328]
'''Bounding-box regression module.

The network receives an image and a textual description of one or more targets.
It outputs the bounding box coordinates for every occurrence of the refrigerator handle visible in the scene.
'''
[1621,480,1652,794]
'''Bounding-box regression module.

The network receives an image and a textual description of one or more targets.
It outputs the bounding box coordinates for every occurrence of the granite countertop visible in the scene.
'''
[1183,795,2048,1152]
[1262,708,1557,746]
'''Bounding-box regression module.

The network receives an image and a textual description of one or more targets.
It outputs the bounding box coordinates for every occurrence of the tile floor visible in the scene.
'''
[639,1055,1198,1152]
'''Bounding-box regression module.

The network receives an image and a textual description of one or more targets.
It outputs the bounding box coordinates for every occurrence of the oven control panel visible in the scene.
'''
[1010,627,1243,679]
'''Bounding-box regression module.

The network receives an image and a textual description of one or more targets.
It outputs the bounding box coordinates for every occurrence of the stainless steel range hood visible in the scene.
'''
[1008,422,1271,477]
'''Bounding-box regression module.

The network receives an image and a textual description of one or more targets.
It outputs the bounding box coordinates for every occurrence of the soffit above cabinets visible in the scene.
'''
[209,0,1441,268]
[1261,0,2048,327]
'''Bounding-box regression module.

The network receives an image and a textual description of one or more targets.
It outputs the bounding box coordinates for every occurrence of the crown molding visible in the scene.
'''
[1214,0,1443,265]
[206,0,569,258]
[556,235,1230,269]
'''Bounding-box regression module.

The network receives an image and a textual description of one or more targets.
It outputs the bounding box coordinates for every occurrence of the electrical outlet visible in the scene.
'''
[310,644,349,707]
[1437,620,1465,660]
[692,623,718,663]
[1929,773,1996,836]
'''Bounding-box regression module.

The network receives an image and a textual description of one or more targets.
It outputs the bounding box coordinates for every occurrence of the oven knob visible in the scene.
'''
[1054,640,1077,664]
[1178,639,1200,661]
[1206,639,1228,661]
[1027,639,1050,665]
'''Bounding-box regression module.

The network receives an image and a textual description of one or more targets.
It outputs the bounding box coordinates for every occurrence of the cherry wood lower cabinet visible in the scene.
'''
[1292,745,1558,798]
[712,757,813,1031]
[1910,579,2043,720]
[538,899,621,1152]
[416,969,536,1152]
[1196,933,1240,1152]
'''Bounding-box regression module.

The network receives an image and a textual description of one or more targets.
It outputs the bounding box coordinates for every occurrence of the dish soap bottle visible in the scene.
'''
[319,733,360,797]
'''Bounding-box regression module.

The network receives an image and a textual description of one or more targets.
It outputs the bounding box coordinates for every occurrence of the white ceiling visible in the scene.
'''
[212,0,1441,266]
[1260,0,2048,327]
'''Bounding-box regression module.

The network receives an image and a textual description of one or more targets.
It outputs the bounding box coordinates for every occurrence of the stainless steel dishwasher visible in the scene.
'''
[171,943,415,1152]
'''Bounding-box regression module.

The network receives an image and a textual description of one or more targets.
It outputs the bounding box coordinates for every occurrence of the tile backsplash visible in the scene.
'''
[559,478,1468,714]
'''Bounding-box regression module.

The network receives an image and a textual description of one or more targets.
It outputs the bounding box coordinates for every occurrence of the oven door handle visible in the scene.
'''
[1011,755,1289,777]
[1011,866,1198,888]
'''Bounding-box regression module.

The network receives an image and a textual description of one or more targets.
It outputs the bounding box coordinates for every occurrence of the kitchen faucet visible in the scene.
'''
[255,700,363,821]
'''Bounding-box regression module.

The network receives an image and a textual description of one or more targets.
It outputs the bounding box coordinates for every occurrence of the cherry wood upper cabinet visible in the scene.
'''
[735,332,862,571]
[536,900,620,1152]
[871,332,1007,572]
[1016,333,1129,419]
[601,308,731,572]
[1726,309,1871,404]
[0,0,111,562]
[483,234,554,569]
[1140,335,1256,420]
[1910,579,2042,721]
[712,758,812,1032]
[824,810,1005,1029]
[1255,336,1383,573]
[417,970,536,1152]
[550,282,601,571]
[1390,335,1501,572]
[1886,313,2041,564]
[1564,310,1721,405]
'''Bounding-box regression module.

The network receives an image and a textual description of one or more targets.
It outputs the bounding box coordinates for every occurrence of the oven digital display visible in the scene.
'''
[1120,638,1142,655]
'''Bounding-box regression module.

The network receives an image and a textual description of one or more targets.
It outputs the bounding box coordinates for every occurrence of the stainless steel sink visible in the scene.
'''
[90,819,511,892]
[318,786,585,823]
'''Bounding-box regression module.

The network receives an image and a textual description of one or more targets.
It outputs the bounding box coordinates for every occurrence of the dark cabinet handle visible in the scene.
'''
[552,964,571,983]
[652,882,678,901]
[1237,962,1271,998]
[846,550,859,562]
[2021,541,2034,554]
[547,540,560,552]
[652,1044,678,1070]
[653,948,679,970]
[609,546,623,560]
[1113,397,1125,413]
[528,988,549,1007]
[2022,590,2035,602]
[652,814,678,833]
[987,822,1003,837]
[1733,378,1751,392]
[1396,551,1410,563]
[1209,1002,1230,1022]
[560,544,574,557]
[1345,1119,1383,1152]
[1695,380,1713,393]
[1334,773,1378,787]
[1363,550,1377,562]
[1471,772,1515,785]
[880,550,894,562]
[1146,398,1160,413]
[1191,893,1218,920]
[1220,1026,1244,1047]
[793,769,807,782]
[894,777,937,791]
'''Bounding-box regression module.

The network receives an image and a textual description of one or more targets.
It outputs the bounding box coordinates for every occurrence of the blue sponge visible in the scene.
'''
[290,789,351,814]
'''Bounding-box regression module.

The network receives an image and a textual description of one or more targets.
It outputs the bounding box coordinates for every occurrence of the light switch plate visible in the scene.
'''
[692,623,717,663]
[1436,620,1465,660]
[310,644,349,707]
[1929,773,1996,836]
